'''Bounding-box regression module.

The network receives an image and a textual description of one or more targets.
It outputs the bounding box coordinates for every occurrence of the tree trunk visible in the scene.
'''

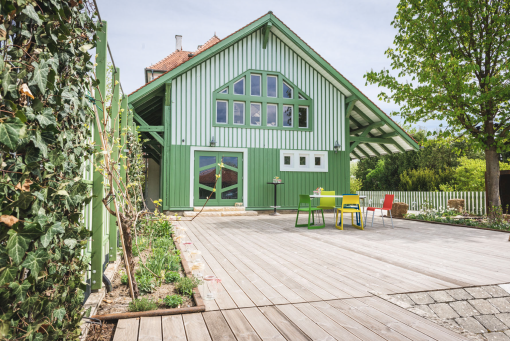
[120,213,140,298]
[485,147,501,218]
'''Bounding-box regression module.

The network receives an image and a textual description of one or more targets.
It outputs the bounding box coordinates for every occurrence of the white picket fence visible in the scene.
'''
[357,191,486,215]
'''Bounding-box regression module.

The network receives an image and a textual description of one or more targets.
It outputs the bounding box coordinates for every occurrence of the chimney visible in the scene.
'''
[175,35,182,51]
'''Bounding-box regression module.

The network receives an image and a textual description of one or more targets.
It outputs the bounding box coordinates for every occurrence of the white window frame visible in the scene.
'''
[298,106,309,128]
[282,105,293,128]
[233,78,245,95]
[233,101,245,125]
[266,104,278,127]
[220,88,228,94]
[251,74,261,96]
[267,75,277,98]
[250,103,261,126]
[279,150,329,172]
[215,100,228,124]
[282,81,293,99]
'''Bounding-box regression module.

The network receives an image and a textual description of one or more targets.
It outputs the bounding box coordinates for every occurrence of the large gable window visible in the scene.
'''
[213,70,313,131]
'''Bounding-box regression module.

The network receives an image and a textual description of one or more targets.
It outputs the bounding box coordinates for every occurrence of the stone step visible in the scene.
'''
[192,206,245,212]
[183,210,257,217]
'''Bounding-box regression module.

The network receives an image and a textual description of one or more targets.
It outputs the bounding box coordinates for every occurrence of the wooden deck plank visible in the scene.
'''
[275,304,337,341]
[222,309,261,341]
[240,307,287,341]
[162,315,187,341]
[259,306,311,341]
[202,311,236,341]
[113,318,139,341]
[183,313,212,341]
[138,316,162,341]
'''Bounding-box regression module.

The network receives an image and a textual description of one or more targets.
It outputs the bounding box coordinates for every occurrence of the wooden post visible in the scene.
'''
[120,95,128,185]
[162,82,172,210]
[91,21,107,291]
[109,67,120,262]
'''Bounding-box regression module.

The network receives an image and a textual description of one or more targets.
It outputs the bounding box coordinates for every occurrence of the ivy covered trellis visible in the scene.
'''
[0,0,148,339]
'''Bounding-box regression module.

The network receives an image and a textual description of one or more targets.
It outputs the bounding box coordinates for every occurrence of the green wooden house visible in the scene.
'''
[128,12,419,213]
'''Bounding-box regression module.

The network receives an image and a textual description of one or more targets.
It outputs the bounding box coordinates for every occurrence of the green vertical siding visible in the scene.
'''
[167,145,348,210]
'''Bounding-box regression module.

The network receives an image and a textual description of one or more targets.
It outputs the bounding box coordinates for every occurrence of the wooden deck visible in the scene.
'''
[113,214,510,340]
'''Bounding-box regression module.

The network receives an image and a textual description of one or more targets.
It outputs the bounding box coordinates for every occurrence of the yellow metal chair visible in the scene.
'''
[335,194,364,230]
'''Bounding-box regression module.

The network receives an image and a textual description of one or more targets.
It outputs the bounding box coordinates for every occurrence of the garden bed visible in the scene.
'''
[90,231,204,320]
[402,211,510,233]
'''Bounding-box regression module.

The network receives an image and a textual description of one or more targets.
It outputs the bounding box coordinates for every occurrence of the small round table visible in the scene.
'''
[267,182,284,216]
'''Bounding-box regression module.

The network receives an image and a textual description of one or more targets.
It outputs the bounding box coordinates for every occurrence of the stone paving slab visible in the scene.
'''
[497,313,510,328]
[486,332,510,341]
[450,301,480,317]
[430,303,461,319]
[466,287,493,299]
[392,293,415,308]
[408,292,435,305]
[448,289,475,301]
[455,317,487,334]
[489,298,510,313]
[475,315,508,332]
[486,286,510,298]
[470,299,501,315]
[413,304,438,318]
[429,290,456,302]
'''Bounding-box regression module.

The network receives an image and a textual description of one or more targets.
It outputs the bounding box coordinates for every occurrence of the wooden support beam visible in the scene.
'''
[345,95,359,104]
[379,131,399,138]
[350,121,385,136]
[138,126,164,132]
[350,140,361,152]
[162,82,172,210]
[109,66,120,262]
[133,112,164,145]
[91,21,107,291]
[362,142,382,157]
[351,150,363,160]
[355,146,371,158]
[263,23,272,49]
[120,95,128,184]
[351,136,399,144]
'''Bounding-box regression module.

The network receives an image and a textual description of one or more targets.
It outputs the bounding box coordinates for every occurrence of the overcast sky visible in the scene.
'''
[96,0,438,130]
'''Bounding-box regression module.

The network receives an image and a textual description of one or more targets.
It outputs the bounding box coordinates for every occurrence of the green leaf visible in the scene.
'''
[6,232,29,265]
[0,267,17,286]
[2,65,12,96]
[78,44,93,53]
[36,108,56,128]
[21,249,49,278]
[17,192,34,210]
[40,222,64,248]
[15,110,27,123]
[0,118,25,149]
[9,280,31,302]
[54,190,68,196]
[29,61,50,95]
[22,5,42,25]
[64,238,77,249]
[33,130,48,157]
[53,307,66,322]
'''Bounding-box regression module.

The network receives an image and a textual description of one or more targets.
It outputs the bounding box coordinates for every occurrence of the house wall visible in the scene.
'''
[165,30,350,210]
[145,158,161,211]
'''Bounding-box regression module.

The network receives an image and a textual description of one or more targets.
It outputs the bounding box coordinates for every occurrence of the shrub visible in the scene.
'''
[128,298,159,312]
[165,271,181,283]
[163,295,184,308]
[136,273,156,294]
[176,277,201,297]
[120,272,128,285]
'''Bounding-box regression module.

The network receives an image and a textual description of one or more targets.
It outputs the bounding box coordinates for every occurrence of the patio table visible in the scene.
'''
[310,194,367,226]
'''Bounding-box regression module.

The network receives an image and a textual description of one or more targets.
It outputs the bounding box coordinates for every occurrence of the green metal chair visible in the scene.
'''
[295,194,325,229]
[315,191,335,223]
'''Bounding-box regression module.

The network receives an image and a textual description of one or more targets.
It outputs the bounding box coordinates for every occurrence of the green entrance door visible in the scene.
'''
[194,151,243,206]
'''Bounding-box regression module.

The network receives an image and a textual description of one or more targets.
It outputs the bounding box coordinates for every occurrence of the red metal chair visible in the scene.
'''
[365,194,394,228]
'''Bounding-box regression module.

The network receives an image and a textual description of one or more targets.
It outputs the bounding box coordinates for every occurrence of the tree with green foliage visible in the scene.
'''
[365,1,510,216]
[0,0,99,340]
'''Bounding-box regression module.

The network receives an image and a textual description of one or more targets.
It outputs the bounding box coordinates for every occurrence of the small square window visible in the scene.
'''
[315,157,321,166]
[234,78,245,95]
[284,156,291,165]
[251,74,261,96]
[300,156,306,166]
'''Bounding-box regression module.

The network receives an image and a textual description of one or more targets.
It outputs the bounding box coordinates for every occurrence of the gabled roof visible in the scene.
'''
[130,12,420,156]
[145,35,221,73]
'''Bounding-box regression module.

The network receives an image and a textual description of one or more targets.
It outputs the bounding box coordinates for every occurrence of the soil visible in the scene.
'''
[96,248,195,315]
[85,321,116,341]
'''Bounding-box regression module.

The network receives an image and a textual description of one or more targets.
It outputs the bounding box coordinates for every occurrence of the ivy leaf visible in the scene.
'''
[21,249,49,278]
[0,267,17,286]
[33,130,48,157]
[36,108,56,128]
[40,222,64,248]
[0,245,8,267]
[2,65,12,96]
[9,280,31,302]
[0,118,25,149]
[64,238,77,249]
[29,61,50,95]
[6,232,30,265]
[53,307,66,322]
[17,192,34,210]
[22,5,43,25]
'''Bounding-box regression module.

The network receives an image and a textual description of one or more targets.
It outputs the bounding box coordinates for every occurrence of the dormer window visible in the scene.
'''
[213,70,312,131]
